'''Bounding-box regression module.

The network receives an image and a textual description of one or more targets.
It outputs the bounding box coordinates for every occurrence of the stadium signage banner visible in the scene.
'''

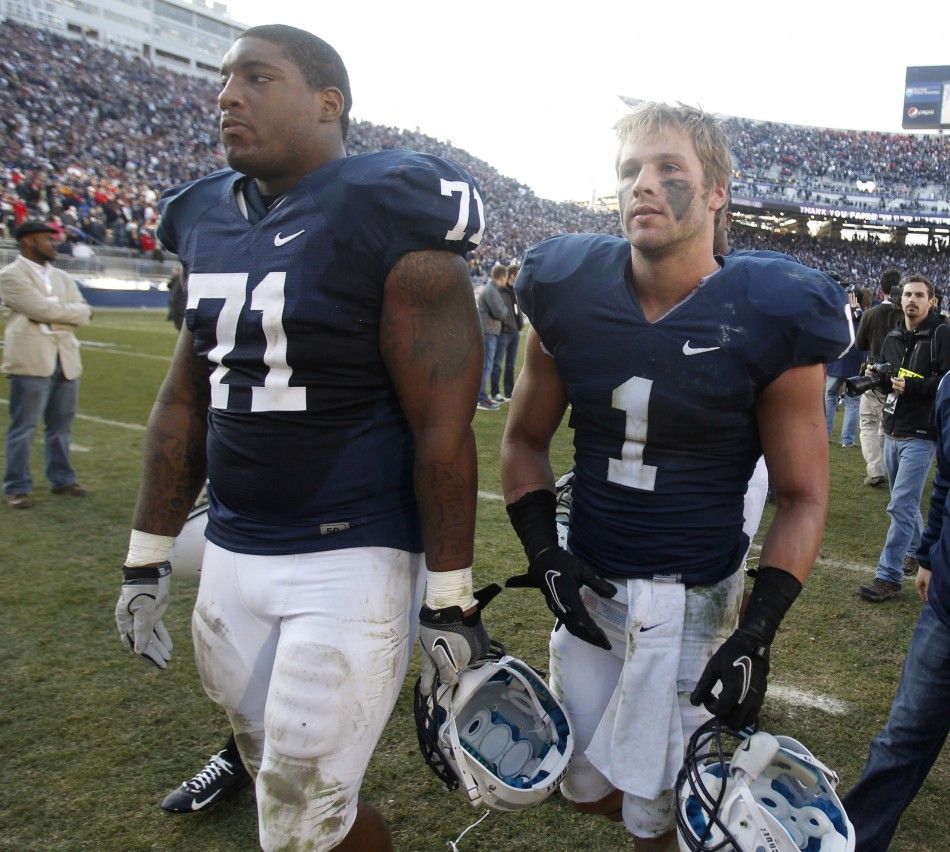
[734,196,950,227]
[903,66,950,129]
[797,205,950,226]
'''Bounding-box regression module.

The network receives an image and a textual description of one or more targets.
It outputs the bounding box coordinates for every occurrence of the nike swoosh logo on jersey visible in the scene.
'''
[191,789,222,810]
[274,229,305,246]
[733,655,753,704]
[682,341,721,356]
[639,622,666,632]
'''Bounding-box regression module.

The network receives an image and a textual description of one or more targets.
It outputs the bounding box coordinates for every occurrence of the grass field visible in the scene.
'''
[1,309,947,851]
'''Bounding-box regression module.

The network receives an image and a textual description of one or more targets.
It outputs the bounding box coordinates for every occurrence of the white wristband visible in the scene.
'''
[126,529,175,567]
[425,566,477,611]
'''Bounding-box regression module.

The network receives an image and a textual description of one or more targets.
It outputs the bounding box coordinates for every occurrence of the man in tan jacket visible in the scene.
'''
[2,221,92,508]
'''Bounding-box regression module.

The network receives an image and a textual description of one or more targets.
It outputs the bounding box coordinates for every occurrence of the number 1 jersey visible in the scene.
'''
[516,234,853,585]
[157,150,484,555]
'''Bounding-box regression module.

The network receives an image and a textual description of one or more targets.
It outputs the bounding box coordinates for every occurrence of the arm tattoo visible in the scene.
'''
[381,251,481,382]
[416,460,472,566]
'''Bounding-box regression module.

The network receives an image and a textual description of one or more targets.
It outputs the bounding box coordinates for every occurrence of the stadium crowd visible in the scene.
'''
[724,116,950,196]
[0,18,946,287]
[730,228,948,297]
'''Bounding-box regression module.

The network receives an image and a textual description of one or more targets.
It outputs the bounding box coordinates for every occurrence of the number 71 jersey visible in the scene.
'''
[157,150,485,556]
[516,234,853,585]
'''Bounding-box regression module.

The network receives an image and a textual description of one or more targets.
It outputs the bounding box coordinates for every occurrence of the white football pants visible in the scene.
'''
[193,542,424,851]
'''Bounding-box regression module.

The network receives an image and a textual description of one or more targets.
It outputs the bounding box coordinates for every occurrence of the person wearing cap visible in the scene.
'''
[1,220,92,508]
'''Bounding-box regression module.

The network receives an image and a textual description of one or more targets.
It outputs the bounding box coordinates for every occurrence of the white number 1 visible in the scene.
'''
[607,375,658,491]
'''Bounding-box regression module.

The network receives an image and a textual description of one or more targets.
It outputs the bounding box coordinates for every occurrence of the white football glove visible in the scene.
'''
[418,584,500,695]
[115,562,172,669]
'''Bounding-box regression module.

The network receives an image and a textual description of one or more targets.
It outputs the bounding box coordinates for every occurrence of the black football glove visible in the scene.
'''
[690,629,769,730]
[418,583,501,695]
[690,566,802,729]
[507,547,615,649]
[506,489,615,650]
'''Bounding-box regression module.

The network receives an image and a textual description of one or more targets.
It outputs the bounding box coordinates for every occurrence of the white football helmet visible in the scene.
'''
[676,719,855,852]
[414,653,574,812]
[166,485,209,580]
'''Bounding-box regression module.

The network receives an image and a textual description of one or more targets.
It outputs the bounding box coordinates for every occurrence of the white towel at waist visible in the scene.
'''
[583,578,687,801]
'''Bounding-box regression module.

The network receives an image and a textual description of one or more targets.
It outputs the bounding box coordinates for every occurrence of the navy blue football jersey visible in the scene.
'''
[517,234,852,585]
[157,151,485,555]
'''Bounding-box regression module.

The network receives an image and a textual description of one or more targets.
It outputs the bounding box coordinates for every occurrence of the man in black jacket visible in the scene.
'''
[855,269,903,486]
[859,274,950,602]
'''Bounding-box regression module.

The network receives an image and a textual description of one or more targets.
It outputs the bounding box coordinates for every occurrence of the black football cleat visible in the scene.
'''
[160,737,251,813]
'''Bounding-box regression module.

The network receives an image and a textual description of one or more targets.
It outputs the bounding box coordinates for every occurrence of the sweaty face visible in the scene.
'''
[616,129,723,259]
[217,37,326,194]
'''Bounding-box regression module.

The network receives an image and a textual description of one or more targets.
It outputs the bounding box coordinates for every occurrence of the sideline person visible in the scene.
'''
[1,220,92,508]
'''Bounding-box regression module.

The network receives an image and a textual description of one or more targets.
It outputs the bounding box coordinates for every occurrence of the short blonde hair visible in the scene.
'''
[614,102,732,192]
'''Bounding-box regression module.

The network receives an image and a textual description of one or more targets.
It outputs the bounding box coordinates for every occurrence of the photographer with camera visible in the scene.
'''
[857,274,950,602]
[855,269,904,486]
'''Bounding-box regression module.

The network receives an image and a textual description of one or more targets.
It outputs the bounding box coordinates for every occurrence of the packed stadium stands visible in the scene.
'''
[1,18,946,291]
[725,117,949,202]
[728,228,947,298]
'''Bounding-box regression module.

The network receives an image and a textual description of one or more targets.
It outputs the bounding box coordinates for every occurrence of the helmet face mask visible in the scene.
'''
[675,720,855,852]
[414,654,573,811]
[554,469,574,550]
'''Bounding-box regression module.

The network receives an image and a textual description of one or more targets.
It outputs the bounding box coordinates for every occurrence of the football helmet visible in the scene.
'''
[166,485,209,580]
[414,652,573,811]
[675,719,855,852]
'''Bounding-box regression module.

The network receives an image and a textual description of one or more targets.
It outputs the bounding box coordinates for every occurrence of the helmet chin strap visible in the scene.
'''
[447,709,486,807]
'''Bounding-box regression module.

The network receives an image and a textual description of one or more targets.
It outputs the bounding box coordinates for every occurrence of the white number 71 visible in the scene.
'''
[441,179,486,245]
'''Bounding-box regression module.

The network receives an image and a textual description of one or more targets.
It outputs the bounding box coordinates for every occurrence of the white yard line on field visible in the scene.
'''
[748,543,867,574]
[72,412,148,431]
[768,683,850,715]
[83,347,172,361]
[0,398,147,431]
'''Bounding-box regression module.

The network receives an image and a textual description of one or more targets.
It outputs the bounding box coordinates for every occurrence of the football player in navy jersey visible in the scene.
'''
[113,25,495,851]
[501,102,853,850]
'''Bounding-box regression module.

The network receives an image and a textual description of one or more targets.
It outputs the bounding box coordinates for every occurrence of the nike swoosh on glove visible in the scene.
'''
[506,548,615,650]
[115,562,173,669]
[690,629,769,730]
[418,584,501,695]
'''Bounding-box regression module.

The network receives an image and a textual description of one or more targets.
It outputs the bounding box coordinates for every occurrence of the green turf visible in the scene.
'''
[0,310,945,850]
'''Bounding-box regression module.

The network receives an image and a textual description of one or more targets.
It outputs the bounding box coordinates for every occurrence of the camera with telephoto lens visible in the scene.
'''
[845,362,894,397]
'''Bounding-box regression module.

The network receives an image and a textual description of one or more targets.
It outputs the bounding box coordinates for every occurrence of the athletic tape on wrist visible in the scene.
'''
[125,529,175,567]
[425,567,477,611]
